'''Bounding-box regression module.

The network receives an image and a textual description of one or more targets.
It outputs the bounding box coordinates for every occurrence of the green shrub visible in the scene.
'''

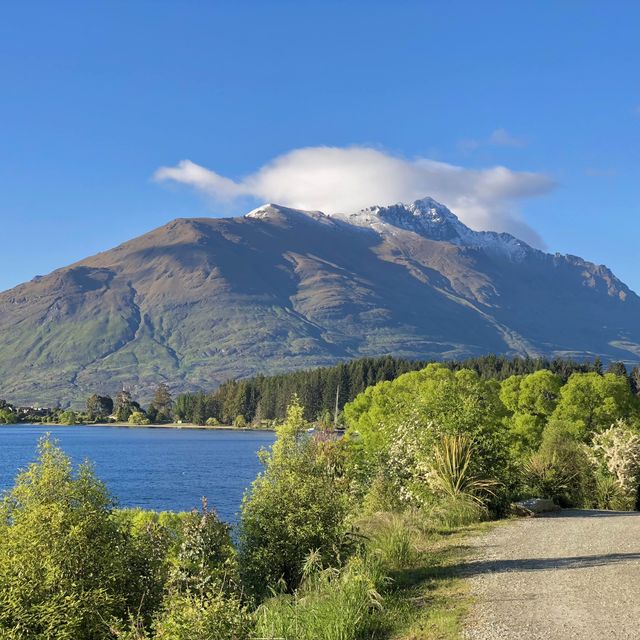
[522,452,577,503]
[0,438,153,638]
[239,399,353,600]
[113,502,246,640]
[205,417,219,426]
[594,473,628,510]
[152,591,253,640]
[171,500,238,596]
[418,435,499,527]
[532,420,594,507]
[0,408,18,424]
[58,409,79,425]
[233,415,247,428]
[129,411,151,426]
[361,472,405,514]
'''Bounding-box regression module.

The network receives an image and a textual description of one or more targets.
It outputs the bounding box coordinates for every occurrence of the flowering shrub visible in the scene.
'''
[589,420,640,509]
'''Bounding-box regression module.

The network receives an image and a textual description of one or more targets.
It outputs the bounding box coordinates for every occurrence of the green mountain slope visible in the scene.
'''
[1,198,639,406]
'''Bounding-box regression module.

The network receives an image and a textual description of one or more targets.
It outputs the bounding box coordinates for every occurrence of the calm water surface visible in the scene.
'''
[0,425,275,522]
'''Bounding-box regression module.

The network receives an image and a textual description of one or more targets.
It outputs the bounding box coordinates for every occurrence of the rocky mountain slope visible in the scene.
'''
[2,197,639,406]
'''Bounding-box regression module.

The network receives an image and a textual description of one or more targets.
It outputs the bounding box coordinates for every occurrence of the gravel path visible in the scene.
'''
[462,510,640,639]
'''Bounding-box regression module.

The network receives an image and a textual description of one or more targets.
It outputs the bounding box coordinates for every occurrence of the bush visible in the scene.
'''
[531,420,594,507]
[522,452,578,505]
[171,500,238,596]
[58,409,79,425]
[413,435,500,526]
[205,417,219,427]
[0,408,18,424]
[594,472,629,510]
[113,502,246,640]
[589,421,640,509]
[129,411,151,426]
[238,399,353,600]
[0,438,154,638]
[232,415,247,429]
[152,591,253,640]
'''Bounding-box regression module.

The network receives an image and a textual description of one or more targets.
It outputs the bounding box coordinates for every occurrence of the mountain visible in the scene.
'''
[2,197,639,406]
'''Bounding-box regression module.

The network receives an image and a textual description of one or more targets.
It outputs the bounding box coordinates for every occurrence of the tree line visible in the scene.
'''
[0,384,175,426]
[172,354,632,426]
[2,354,640,427]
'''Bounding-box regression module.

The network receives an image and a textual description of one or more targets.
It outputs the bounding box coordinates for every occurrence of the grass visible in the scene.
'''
[358,511,499,640]
[254,554,385,640]
[252,509,503,640]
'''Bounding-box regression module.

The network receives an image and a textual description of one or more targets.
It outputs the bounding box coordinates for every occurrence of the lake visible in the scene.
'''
[0,425,275,523]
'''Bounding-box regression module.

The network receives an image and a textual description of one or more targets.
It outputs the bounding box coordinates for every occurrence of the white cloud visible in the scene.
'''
[154,146,554,247]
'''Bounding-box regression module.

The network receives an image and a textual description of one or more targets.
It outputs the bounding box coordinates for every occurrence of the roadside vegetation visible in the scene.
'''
[2,359,640,638]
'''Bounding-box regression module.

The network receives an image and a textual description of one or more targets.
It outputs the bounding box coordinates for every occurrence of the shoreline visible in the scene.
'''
[3,422,275,433]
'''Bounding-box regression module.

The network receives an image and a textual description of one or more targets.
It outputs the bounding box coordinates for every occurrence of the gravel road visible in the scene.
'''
[462,510,640,639]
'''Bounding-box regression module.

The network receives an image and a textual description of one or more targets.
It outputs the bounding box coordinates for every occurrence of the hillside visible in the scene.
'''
[1,197,639,406]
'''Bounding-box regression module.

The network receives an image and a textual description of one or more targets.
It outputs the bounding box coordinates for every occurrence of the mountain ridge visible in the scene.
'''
[1,197,638,406]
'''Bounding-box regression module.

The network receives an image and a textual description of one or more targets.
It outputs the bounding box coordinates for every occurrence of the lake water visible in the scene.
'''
[0,425,275,523]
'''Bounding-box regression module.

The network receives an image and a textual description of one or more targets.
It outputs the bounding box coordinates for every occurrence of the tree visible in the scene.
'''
[191,393,209,426]
[0,408,18,424]
[0,438,153,638]
[500,370,562,452]
[630,367,640,396]
[151,383,173,423]
[593,357,604,375]
[238,398,352,600]
[552,372,638,439]
[344,364,510,482]
[86,394,114,421]
[607,361,628,377]
[115,390,135,422]
[174,393,195,422]
[59,409,79,425]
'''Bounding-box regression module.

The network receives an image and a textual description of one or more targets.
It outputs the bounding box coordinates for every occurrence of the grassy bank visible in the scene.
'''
[354,513,497,640]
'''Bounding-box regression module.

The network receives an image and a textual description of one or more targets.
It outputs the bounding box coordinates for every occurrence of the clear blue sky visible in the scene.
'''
[1,1,639,291]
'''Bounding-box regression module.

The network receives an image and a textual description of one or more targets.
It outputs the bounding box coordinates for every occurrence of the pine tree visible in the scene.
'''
[151,383,173,421]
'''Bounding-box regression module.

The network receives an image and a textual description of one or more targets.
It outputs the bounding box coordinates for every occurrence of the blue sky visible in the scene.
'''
[1,1,639,292]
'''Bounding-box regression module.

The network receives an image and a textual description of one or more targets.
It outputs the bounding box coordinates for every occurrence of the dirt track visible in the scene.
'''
[463,510,640,639]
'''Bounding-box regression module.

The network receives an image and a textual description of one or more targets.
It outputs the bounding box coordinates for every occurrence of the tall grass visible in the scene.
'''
[253,554,383,640]
[363,512,420,570]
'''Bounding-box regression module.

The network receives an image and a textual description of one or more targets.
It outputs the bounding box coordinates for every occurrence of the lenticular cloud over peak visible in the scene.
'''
[154,146,554,247]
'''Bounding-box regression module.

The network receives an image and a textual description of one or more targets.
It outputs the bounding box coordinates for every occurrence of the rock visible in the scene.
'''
[512,498,560,516]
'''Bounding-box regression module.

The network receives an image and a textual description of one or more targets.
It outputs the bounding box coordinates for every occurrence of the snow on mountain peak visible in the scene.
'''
[331,197,532,260]
[245,198,532,261]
